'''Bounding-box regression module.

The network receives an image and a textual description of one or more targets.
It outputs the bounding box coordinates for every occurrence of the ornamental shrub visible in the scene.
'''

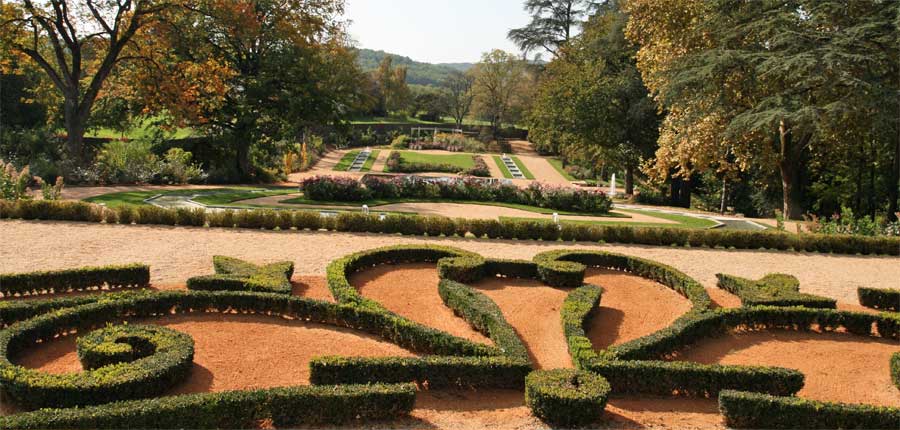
[858,287,899,311]
[525,369,610,427]
[716,273,836,308]
[300,175,371,201]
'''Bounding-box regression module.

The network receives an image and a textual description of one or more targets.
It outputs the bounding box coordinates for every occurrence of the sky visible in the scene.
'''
[343,0,532,64]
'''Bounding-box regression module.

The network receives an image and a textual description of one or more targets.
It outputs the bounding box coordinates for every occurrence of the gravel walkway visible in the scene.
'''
[2,220,898,305]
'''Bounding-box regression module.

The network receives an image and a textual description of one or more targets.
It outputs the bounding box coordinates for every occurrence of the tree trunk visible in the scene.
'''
[624,164,635,196]
[63,98,86,162]
[678,176,692,208]
[669,175,681,207]
[889,133,899,221]
[778,120,805,220]
[236,144,252,179]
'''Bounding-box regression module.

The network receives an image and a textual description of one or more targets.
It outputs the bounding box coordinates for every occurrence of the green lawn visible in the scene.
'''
[547,158,577,181]
[361,150,381,171]
[280,195,627,217]
[84,116,197,140]
[499,208,718,229]
[389,151,476,171]
[492,155,534,179]
[85,187,295,208]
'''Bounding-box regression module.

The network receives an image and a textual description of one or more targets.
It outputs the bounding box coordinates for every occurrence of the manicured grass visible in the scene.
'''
[333,151,361,171]
[493,156,514,179]
[389,151,476,171]
[498,208,718,229]
[493,155,534,179]
[85,188,295,208]
[547,158,577,181]
[361,150,381,172]
[511,156,534,179]
[83,116,196,140]
[279,195,627,217]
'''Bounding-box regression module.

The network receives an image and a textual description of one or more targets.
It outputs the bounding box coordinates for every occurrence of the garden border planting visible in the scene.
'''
[2,199,898,255]
[525,369,611,427]
[186,256,294,294]
[858,287,900,312]
[0,263,150,297]
[716,273,836,309]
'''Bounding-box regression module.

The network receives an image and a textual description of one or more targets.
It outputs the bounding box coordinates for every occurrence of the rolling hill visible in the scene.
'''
[354,48,474,87]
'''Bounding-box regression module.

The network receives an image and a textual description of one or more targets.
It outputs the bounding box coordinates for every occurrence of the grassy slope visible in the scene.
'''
[493,155,513,179]
[547,158,577,181]
[511,156,534,179]
[499,208,717,229]
[333,151,361,171]
[361,150,381,172]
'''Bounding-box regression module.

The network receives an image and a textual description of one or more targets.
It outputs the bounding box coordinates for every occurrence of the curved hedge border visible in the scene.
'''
[525,369,610,427]
[316,245,533,388]
[76,324,193,371]
[858,287,900,312]
[2,199,898,255]
[186,256,293,294]
[2,314,195,409]
[719,390,900,429]
[0,383,415,429]
[556,259,900,427]
[0,291,149,327]
[716,273,836,309]
[0,263,149,297]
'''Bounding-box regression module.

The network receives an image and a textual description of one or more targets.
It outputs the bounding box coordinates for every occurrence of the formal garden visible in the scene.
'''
[0,244,897,429]
[2,0,899,428]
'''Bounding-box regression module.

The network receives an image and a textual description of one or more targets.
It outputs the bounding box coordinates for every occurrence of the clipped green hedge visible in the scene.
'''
[0,291,149,327]
[525,369,610,427]
[534,249,712,311]
[716,273,836,308]
[588,359,804,397]
[76,324,192,371]
[309,356,530,389]
[858,287,900,312]
[186,256,293,294]
[3,199,899,255]
[561,285,603,368]
[719,390,900,429]
[892,352,900,390]
[3,316,195,409]
[438,279,529,362]
[0,383,416,429]
[0,263,150,296]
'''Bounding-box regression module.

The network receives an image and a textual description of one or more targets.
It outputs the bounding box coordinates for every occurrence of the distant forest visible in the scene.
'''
[354,48,473,87]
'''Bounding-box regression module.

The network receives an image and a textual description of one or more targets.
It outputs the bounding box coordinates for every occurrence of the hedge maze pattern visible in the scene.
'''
[0,245,898,429]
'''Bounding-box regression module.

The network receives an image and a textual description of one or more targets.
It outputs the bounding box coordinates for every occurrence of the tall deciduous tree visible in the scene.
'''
[471,50,530,136]
[133,0,361,178]
[528,3,658,195]
[443,70,475,127]
[626,0,899,219]
[508,0,600,57]
[0,0,176,162]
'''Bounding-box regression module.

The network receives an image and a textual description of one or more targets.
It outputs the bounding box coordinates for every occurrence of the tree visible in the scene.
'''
[442,71,475,127]
[0,0,176,162]
[471,50,530,136]
[527,3,658,196]
[132,0,361,178]
[372,56,411,115]
[508,0,600,57]
[410,86,448,122]
[626,0,899,219]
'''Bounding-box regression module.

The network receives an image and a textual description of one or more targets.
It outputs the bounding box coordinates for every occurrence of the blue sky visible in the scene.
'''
[343,0,532,64]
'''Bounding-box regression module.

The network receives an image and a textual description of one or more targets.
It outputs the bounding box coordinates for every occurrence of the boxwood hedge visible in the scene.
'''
[718,390,900,429]
[858,287,900,312]
[186,256,294,294]
[716,273,836,308]
[2,199,898,255]
[525,369,610,427]
[0,383,416,429]
[0,263,150,297]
